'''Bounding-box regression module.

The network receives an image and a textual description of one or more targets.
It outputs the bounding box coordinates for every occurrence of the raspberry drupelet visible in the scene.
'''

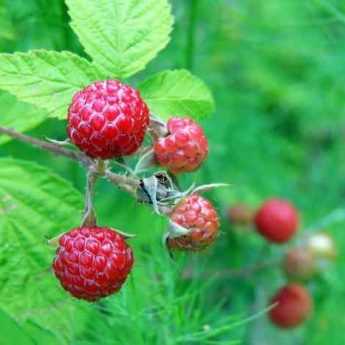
[167,194,219,251]
[154,117,208,174]
[53,226,134,301]
[67,80,150,159]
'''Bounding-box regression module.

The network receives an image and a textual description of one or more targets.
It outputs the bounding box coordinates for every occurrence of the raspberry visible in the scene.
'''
[269,284,312,329]
[53,226,134,301]
[283,248,316,281]
[67,80,149,159]
[154,117,208,174]
[167,194,220,251]
[254,198,299,243]
[228,203,254,226]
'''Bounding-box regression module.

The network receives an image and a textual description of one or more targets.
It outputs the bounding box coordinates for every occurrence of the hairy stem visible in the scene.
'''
[105,170,140,196]
[0,126,141,197]
[81,166,99,227]
[0,126,91,166]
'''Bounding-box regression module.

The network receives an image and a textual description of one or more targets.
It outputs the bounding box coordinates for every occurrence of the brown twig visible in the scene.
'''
[148,117,168,140]
[0,126,92,166]
[81,166,99,227]
[0,126,141,197]
[105,170,140,196]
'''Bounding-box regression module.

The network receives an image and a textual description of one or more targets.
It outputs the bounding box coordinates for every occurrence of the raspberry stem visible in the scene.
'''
[81,167,98,227]
[0,126,226,227]
[0,126,141,196]
[105,169,140,196]
[0,126,92,165]
[148,116,168,139]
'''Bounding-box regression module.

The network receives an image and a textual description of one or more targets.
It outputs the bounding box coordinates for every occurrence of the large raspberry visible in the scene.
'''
[53,226,134,301]
[154,117,208,174]
[67,80,149,159]
[269,284,313,329]
[254,198,299,244]
[167,194,219,251]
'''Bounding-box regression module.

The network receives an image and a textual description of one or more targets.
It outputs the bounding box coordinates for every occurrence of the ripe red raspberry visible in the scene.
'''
[269,284,313,329]
[254,198,299,243]
[154,117,208,174]
[283,247,316,281]
[53,226,134,301]
[167,194,220,251]
[67,80,149,159]
[228,203,254,226]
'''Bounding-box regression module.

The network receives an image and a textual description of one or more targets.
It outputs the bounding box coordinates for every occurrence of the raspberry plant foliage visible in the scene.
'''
[0,0,219,327]
[0,159,84,331]
[0,1,214,122]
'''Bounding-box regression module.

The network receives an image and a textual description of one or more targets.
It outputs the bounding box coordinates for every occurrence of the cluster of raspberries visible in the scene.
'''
[227,199,320,329]
[53,80,220,302]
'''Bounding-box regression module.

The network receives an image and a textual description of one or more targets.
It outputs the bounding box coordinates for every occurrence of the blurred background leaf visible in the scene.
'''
[0,0,14,41]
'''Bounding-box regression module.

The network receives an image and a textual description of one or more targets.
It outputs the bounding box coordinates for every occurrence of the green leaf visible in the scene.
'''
[0,308,35,345]
[66,0,173,79]
[139,69,215,120]
[0,1,15,41]
[0,158,85,336]
[0,92,46,145]
[23,321,61,345]
[0,50,105,119]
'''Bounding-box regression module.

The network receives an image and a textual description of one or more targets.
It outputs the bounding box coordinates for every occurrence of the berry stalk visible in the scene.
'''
[0,126,91,165]
[0,126,140,196]
[81,166,99,227]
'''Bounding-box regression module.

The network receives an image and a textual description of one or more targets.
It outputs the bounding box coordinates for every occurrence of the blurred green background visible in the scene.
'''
[0,0,344,344]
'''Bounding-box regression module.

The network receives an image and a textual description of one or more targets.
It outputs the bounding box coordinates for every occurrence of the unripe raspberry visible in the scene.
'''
[167,194,220,251]
[67,80,149,159]
[269,284,312,329]
[283,247,316,281]
[154,117,208,174]
[306,232,336,260]
[228,203,254,226]
[254,198,299,244]
[53,226,134,301]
